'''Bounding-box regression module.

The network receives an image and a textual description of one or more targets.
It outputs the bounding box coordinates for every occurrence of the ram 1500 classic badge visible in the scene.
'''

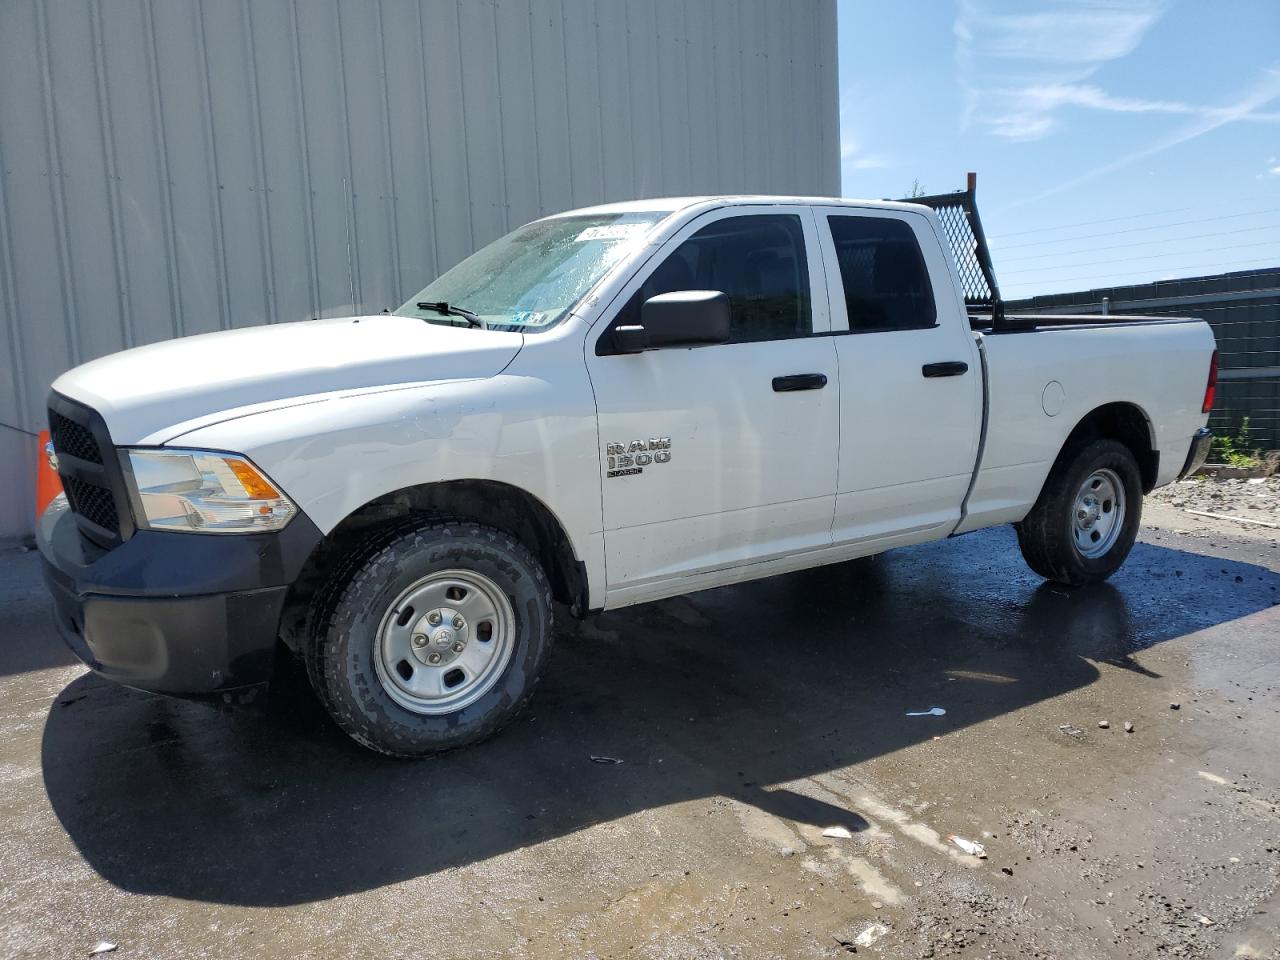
[606,438,671,478]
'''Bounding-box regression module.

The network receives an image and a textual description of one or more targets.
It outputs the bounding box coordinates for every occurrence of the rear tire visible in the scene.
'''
[306,519,553,757]
[1015,438,1142,586]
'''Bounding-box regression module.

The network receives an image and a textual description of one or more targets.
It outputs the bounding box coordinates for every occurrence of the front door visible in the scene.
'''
[586,208,840,607]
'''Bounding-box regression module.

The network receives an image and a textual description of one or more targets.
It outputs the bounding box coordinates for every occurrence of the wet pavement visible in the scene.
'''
[1,499,1277,959]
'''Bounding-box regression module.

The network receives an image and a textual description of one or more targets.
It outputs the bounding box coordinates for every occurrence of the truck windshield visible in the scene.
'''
[395,211,671,332]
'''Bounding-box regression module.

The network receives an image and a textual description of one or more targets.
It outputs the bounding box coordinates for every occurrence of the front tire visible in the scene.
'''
[1015,438,1143,586]
[307,520,553,757]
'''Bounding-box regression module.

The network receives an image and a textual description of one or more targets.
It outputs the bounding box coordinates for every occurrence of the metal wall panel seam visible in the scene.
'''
[287,0,322,321]
[453,2,476,252]
[88,1,133,350]
[332,0,361,312]
[141,0,186,339]
[242,0,280,325]
[413,1,441,280]
[0,116,28,429]
[557,0,576,206]
[591,9,606,206]
[34,0,81,365]
[194,0,232,331]
[618,1,637,198]
[489,0,512,227]
[373,0,402,302]
[679,1,694,191]
[523,0,544,214]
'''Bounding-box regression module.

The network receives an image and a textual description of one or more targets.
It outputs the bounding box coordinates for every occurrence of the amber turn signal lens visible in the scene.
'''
[226,457,281,500]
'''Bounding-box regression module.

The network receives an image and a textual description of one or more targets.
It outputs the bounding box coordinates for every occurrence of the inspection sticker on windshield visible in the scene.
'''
[575,223,646,242]
[510,310,550,327]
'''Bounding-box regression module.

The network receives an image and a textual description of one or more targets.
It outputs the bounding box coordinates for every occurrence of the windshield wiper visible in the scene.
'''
[416,301,486,329]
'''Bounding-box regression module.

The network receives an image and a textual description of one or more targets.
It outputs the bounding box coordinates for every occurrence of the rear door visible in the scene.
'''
[586,207,840,605]
[812,207,982,546]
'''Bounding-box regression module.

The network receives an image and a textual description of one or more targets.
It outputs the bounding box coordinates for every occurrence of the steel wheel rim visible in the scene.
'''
[1071,468,1126,559]
[373,568,515,715]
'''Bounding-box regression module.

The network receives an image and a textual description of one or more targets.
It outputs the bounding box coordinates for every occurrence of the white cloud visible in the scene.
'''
[839,113,892,176]
[957,1,1280,142]
[982,82,1280,141]
[957,0,1167,140]
[1017,66,1280,203]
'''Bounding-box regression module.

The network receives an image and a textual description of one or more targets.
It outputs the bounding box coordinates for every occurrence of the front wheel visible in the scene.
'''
[306,520,553,757]
[1016,438,1143,586]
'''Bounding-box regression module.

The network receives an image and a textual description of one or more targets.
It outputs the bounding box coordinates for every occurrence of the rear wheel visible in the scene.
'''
[307,520,553,757]
[1016,438,1143,586]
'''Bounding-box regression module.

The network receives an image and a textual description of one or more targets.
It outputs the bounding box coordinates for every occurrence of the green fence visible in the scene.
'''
[1009,267,1280,449]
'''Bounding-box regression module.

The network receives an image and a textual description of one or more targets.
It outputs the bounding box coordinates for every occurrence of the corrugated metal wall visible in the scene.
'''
[1008,267,1280,448]
[0,0,840,538]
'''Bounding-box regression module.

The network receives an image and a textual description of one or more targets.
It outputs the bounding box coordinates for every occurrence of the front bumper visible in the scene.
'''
[38,497,323,699]
[1178,427,1213,480]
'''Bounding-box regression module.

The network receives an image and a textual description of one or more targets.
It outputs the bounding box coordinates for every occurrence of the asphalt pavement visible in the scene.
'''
[1,495,1277,959]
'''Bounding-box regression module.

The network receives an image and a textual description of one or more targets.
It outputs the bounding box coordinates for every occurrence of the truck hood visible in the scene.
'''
[51,315,524,444]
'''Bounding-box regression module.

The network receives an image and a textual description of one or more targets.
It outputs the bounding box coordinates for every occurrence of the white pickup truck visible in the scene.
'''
[40,191,1217,756]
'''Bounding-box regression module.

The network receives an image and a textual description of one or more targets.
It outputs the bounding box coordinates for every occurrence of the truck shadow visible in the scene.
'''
[39,526,1278,907]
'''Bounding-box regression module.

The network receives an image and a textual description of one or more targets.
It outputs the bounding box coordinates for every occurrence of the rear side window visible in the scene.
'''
[614,214,811,344]
[827,215,936,332]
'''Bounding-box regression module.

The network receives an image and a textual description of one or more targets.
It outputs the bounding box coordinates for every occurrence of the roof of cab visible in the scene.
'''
[545,195,933,219]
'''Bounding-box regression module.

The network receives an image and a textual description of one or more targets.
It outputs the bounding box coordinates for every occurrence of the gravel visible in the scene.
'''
[1150,476,1280,524]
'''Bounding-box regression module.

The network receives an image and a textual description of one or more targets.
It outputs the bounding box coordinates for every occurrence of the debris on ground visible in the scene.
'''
[589,755,623,765]
[1171,702,1181,710]
[854,922,891,947]
[89,944,117,956]
[822,826,855,839]
[947,834,987,858]
[1124,721,1134,733]
[1058,723,1084,738]
[905,707,946,716]
[1098,720,1110,729]
[1151,475,1280,524]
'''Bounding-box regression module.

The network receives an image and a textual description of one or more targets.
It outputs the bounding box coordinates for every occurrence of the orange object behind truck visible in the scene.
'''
[34,429,63,519]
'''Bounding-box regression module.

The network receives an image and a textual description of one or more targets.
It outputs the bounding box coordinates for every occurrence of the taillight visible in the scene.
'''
[1202,349,1218,414]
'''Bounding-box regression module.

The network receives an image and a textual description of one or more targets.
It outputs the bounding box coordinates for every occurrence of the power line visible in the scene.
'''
[1001,239,1280,276]
[989,206,1191,239]
[998,223,1280,264]
[990,207,1280,250]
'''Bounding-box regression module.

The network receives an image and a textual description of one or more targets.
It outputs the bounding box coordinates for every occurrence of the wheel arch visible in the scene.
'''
[279,479,589,652]
[1052,402,1159,494]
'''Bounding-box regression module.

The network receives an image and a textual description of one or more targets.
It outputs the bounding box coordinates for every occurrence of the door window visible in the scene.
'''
[827,216,936,332]
[611,214,812,345]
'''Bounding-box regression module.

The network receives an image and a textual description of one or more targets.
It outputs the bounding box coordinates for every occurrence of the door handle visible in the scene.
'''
[772,373,828,392]
[921,361,969,378]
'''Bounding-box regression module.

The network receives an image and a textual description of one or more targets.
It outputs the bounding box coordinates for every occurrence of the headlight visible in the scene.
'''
[123,448,297,534]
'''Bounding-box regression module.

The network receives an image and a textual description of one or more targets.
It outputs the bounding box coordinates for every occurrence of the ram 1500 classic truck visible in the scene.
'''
[39,190,1217,756]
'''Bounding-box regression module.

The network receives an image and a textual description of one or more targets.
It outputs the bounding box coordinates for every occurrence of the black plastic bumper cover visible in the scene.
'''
[1178,427,1213,480]
[38,498,323,699]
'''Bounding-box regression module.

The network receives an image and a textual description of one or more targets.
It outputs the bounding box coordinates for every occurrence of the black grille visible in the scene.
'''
[48,393,132,548]
[49,409,102,464]
[62,475,119,533]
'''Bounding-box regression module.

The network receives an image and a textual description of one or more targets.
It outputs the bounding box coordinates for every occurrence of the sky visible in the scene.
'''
[836,0,1280,299]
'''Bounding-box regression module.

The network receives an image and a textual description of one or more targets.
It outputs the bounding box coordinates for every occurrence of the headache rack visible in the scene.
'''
[904,173,1192,333]
[904,172,1008,329]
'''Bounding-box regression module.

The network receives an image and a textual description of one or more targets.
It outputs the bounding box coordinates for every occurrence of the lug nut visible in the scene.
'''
[452,614,465,629]
[427,611,442,626]
[427,652,442,665]
[452,642,464,653]
[412,634,428,647]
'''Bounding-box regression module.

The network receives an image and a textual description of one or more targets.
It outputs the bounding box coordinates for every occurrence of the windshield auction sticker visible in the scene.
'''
[575,223,647,242]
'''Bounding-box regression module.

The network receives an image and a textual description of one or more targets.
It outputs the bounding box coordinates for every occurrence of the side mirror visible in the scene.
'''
[612,290,731,353]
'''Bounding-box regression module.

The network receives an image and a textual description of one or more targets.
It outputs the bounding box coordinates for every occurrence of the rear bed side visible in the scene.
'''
[955,318,1216,534]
